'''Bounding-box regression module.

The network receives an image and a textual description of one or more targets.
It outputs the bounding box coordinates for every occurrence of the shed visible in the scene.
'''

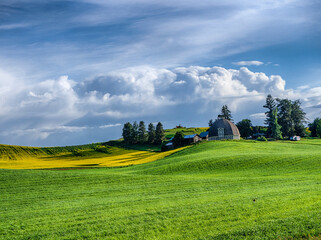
[184,134,202,144]
[165,142,174,150]
[199,131,209,141]
[252,133,266,139]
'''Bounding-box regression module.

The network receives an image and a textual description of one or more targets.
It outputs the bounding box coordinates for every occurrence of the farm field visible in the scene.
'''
[1,139,321,239]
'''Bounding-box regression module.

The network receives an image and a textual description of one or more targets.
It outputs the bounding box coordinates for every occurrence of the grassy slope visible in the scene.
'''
[1,139,321,239]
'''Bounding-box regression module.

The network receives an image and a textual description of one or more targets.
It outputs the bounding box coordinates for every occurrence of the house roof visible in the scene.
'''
[184,134,197,139]
[199,131,209,138]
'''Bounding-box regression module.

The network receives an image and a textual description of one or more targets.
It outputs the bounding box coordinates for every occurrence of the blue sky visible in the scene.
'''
[0,0,320,146]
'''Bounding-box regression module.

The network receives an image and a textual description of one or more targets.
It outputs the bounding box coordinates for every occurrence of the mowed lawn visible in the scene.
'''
[1,140,321,239]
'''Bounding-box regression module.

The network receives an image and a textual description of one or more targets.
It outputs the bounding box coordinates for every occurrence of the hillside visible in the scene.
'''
[1,139,321,239]
[0,141,185,169]
[0,127,204,169]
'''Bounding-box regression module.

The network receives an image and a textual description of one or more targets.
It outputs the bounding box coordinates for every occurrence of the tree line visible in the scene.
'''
[210,101,317,140]
[263,94,307,139]
[234,96,307,139]
[122,121,165,144]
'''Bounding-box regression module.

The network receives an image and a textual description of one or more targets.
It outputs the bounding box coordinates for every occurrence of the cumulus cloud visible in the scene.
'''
[233,61,264,66]
[0,65,320,146]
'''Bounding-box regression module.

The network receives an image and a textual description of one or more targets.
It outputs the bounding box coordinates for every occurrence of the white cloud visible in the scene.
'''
[0,65,320,145]
[99,123,121,128]
[250,113,266,119]
[233,61,264,66]
[1,125,89,140]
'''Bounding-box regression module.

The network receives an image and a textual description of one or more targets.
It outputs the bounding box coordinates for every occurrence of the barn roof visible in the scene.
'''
[208,118,240,137]
[184,134,197,139]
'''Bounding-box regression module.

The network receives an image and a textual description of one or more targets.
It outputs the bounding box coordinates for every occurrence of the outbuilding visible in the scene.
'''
[199,131,209,141]
[184,134,202,144]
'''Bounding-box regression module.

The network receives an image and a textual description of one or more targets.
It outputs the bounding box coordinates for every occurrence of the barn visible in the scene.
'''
[208,118,240,140]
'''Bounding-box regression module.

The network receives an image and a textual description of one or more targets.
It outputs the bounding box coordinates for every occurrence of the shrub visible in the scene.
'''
[257,136,267,141]
[172,131,185,148]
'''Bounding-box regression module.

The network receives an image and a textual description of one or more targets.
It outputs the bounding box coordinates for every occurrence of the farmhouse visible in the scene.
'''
[208,118,240,140]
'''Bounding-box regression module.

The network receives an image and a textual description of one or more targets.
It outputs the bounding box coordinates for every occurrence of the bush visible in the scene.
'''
[172,131,185,148]
[257,136,267,141]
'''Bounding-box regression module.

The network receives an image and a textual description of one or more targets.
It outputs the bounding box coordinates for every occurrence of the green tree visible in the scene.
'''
[236,119,253,138]
[271,108,282,140]
[277,98,294,137]
[155,122,165,145]
[263,94,276,137]
[122,122,133,143]
[138,121,147,143]
[291,100,306,136]
[208,119,214,127]
[309,118,321,137]
[131,121,139,144]
[172,131,184,148]
[317,120,321,138]
[147,123,155,144]
[219,105,233,121]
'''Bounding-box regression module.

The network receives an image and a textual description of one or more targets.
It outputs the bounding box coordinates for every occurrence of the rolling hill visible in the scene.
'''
[1,139,321,239]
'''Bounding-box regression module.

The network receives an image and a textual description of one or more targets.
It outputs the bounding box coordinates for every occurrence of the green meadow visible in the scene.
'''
[1,139,321,239]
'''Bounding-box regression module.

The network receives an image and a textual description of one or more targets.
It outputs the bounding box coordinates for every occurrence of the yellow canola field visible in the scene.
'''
[0,144,186,169]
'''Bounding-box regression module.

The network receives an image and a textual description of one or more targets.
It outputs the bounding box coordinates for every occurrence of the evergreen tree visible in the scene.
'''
[277,98,294,137]
[263,94,276,137]
[291,100,306,136]
[172,131,184,148]
[208,119,214,127]
[155,122,165,145]
[271,108,282,139]
[122,122,133,143]
[131,121,139,144]
[147,123,155,144]
[317,120,321,138]
[236,119,253,138]
[138,121,147,143]
[220,105,233,121]
[309,118,321,137]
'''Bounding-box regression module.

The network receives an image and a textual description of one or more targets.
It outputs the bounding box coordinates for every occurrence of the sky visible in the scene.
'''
[0,0,320,146]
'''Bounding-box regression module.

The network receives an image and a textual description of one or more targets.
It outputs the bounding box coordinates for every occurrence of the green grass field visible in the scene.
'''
[1,139,321,239]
